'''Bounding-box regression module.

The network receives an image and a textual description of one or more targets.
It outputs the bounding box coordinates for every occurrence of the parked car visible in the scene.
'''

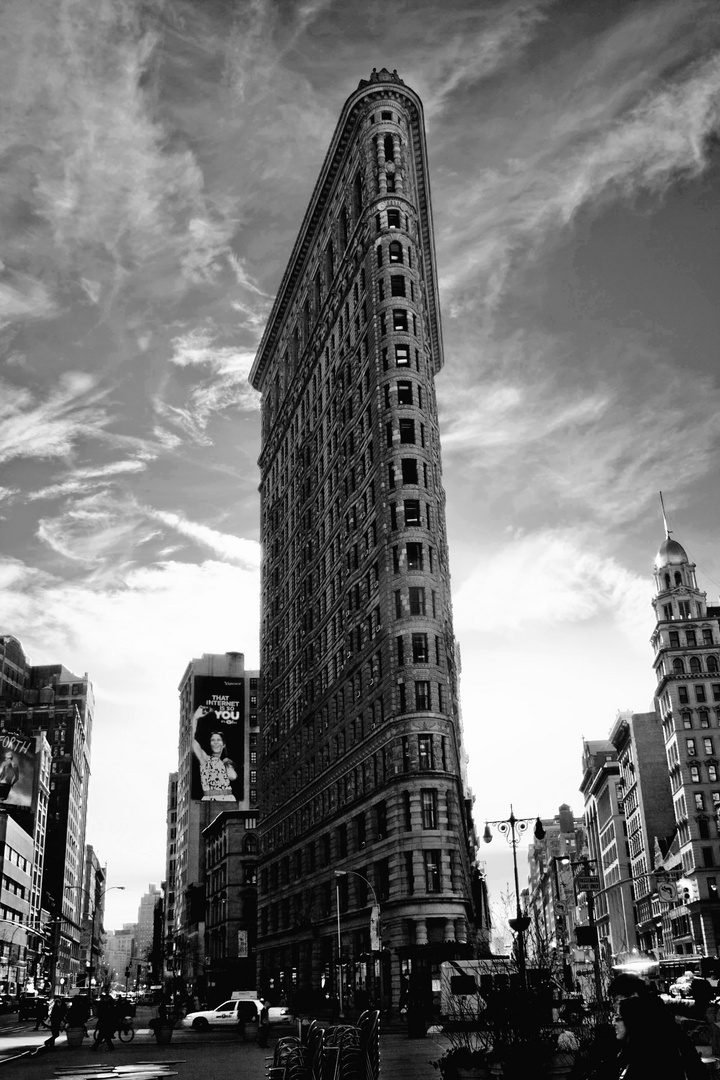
[18,993,43,1022]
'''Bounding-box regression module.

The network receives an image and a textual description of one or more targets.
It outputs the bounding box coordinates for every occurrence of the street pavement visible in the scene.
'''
[0,1017,448,1079]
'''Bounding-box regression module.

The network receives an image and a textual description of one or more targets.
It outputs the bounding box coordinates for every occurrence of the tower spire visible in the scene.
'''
[659,490,671,537]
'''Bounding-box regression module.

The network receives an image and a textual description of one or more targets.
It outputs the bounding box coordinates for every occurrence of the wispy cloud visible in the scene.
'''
[164,328,260,431]
[453,527,652,642]
[438,331,720,525]
[437,6,720,308]
[26,460,148,501]
[148,508,261,567]
[0,372,109,465]
[408,0,557,117]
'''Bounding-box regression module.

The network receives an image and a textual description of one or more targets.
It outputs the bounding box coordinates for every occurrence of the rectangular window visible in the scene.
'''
[703,847,715,868]
[387,209,400,228]
[697,686,707,702]
[669,631,680,647]
[395,344,410,365]
[418,734,434,770]
[424,850,441,892]
[397,380,413,404]
[393,309,408,332]
[356,813,366,850]
[687,630,697,647]
[396,636,405,665]
[690,765,701,782]
[705,738,714,755]
[399,419,415,444]
[421,789,437,829]
[376,857,390,900]
[704,629,714,645]
[402,736,410,773]
[404,791,412,830]
[415,680,430,710]
[395,590,402,618]
[376,801,387,838]
[398,682,406,712]
[401,458,418,484]
[679,687,689,704]
[407,542,423,570]
[679,600,691,618]
[412,633,429,662]
[405,852,414,893]
[687,739,697,756]
[683,715,693,729]
[408,587,426,615]
[710,765,718,782]
[404,500,421,526]
[338,823,347,858]
[391,275,406,297]
[714,685,720,701]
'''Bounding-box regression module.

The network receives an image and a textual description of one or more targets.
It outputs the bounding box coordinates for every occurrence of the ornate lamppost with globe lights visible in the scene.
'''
[483,807,545,991]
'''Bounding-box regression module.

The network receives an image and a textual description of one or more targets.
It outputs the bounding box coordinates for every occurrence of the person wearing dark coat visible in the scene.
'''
[613,997,685,1080]
[91,992,116,1051]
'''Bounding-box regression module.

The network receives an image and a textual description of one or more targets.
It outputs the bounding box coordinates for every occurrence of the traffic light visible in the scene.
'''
[125,966,131,978]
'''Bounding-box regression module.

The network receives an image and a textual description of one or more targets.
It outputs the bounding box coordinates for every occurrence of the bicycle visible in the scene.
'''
[118,1016,135,1042]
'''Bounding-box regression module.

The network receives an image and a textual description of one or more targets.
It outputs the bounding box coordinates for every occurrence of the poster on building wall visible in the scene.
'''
[191,676,244,804]
[0,731,35,808]
[237,930,248,957]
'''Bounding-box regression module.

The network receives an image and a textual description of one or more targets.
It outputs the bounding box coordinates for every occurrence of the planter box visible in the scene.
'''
[65,1027,85,1049]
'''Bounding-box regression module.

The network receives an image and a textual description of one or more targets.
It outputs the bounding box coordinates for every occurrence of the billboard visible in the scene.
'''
[0,731,36,809]
[191,676,244,804]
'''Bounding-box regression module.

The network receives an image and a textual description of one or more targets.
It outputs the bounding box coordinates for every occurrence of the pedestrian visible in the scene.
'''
[613,996,685,1080]
[91,991,116,1051]
[33,995,48,1031]
[257,1000,270,1048]
[607,972,707,1080]
[45,996,67,1048]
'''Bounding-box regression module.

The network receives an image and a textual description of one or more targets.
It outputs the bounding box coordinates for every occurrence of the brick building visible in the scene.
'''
[250,69,478,1011]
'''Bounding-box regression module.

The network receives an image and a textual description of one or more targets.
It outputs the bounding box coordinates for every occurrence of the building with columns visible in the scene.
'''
[651,527,720,954]
[250,68,478,1011]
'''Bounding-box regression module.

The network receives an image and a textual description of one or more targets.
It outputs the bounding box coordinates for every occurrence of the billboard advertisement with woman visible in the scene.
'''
[0,731,36,808]
[191,676,244,804]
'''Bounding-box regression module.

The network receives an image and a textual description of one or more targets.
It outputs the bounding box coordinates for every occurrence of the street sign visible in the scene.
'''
[554,901,567,916]
[575,876,600,893]
[657,881,678,903]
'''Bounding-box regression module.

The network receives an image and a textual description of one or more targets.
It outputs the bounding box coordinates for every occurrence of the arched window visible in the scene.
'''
[673,658,685,674]
[664,574,671,589]
[690,656,702,673]
[708,657,719,673]
[243,834,259,854]
[675,572,683,586]
[384,134,395,162]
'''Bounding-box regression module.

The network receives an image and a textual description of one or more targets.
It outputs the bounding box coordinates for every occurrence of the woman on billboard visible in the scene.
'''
[191,707,238,802]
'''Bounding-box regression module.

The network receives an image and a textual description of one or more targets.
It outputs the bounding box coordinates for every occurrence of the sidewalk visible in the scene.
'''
[0,1025,448,1078]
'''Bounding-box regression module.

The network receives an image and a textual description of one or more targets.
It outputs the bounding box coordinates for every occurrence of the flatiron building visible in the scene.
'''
[250,69,478,1010]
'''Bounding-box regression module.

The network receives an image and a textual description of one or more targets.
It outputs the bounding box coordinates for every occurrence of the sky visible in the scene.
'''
[1,0,720,933]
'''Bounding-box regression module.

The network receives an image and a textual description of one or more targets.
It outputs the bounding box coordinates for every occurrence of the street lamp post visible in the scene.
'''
[335,870,383,1012]
[335,875,344,1019]
[64,884,125,996]
[483,807,545,992]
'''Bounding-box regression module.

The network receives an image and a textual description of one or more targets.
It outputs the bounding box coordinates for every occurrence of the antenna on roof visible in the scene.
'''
[659,491,671,537]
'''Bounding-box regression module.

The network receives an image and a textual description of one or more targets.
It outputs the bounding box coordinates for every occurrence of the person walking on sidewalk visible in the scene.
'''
[91,992,116,1051]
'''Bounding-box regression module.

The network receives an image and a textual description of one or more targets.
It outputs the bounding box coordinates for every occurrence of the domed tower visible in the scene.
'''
[650,504,720,956]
